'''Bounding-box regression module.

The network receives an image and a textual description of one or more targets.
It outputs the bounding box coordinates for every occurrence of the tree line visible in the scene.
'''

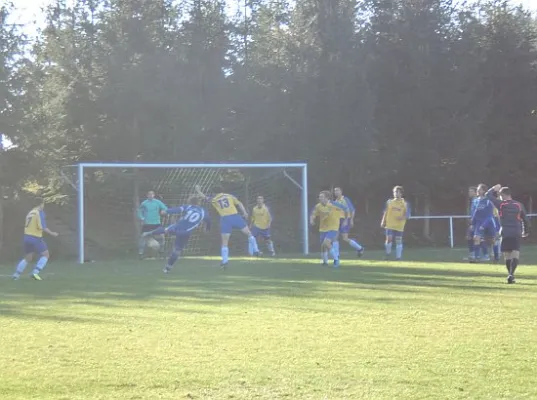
[1,0,537,216]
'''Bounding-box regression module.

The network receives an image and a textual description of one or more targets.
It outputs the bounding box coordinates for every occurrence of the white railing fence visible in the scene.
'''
[410,214,537,248]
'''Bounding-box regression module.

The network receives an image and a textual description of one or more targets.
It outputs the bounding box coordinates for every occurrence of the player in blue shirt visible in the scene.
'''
[465,186,479,260]
[138,190,168,259]
[470,184,497,262]
[142,196,210,273]
[333,187,365,258]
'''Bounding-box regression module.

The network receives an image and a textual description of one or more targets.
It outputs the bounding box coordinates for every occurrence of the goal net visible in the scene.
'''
[60,163,308,263]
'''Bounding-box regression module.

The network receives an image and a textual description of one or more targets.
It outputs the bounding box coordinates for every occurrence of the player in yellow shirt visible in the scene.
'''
[310,191,349,267]
[250,195,276,256]
[12,197,59,280]
[380,186,410,261]
[195,184,259,267]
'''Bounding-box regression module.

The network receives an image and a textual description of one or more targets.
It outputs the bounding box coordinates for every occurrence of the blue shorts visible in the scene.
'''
[339,218,350,234]
[251,226,271,239]
[23,235,48,255]
[220,214,247,234]
[173,233,191,252]
[385,229,403,238]
[320,230,338,244]
[474,219,497,239]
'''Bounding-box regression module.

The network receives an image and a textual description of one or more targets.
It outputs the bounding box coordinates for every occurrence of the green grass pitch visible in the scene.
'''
[2,247,537,400]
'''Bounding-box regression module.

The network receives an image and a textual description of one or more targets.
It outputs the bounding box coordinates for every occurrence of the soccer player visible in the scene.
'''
[491,194,502,262]
[250,195,276,256]
[310,191,349,267]
[137,190,168,259]
[380,186,410,261]
[143,196,210,274]
[470,184,497,262]
[465,186,479,260]
[12,197,59,280]
[333,187,364,258]
[195,184,259,267]
[486,185,530,284]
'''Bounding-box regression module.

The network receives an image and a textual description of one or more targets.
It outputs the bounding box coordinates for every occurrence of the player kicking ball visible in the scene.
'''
[13,197,59,281]
[142,196,210,273]
[310,191,349,267]
[250,195,276,256]
[195,184,259,268]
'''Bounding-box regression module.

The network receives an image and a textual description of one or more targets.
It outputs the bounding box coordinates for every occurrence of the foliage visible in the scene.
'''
[1,0,536,202]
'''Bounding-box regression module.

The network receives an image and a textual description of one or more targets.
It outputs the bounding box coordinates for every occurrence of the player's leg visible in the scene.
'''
[263,230,276,256]
[31,248,50,281]
[480,223,495,261]
[164,234,189,273]
[13,239,34,279]
[240,224,259,257]
[493,236,501,262]
[492,220,501,262]
[138,224,156,259]
[326,231,340,266]
[466,226,475,261]
[394,231,404,260]
[341,232,364,257]
[332,232,340,260]
[505,237,521,284]
[220,233,231,267]
[385,230,393,258]
[319,232,329,265]
[472,225,483,262]
[23,238,50,281]
[219,216,233,266]
[248,226,261,256]
[508,249,520,283]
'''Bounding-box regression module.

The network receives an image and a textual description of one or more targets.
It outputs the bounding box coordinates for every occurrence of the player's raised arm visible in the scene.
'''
[194,185,211,201]
[486,185,502,208]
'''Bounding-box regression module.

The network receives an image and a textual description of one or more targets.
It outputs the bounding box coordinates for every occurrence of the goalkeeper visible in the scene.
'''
[138,190,168,259]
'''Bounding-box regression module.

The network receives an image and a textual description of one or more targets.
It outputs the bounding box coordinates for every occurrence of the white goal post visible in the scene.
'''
[76,162,309,264]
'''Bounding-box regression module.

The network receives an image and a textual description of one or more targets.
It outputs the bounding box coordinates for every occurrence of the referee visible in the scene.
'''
[486,185,530,284]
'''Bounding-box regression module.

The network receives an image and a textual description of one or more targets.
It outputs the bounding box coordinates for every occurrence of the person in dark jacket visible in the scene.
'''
[486,185,530,284]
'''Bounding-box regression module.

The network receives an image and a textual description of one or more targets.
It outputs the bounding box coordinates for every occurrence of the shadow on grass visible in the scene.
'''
[0,254,532,324]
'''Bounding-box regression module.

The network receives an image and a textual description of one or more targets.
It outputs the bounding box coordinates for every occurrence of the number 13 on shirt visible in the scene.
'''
[218,198,230,209]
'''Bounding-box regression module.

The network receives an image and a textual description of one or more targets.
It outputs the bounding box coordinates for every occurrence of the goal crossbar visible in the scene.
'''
[76,162,309,263]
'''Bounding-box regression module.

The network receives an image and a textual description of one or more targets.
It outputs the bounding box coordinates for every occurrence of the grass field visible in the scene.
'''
[2,248,537,400]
